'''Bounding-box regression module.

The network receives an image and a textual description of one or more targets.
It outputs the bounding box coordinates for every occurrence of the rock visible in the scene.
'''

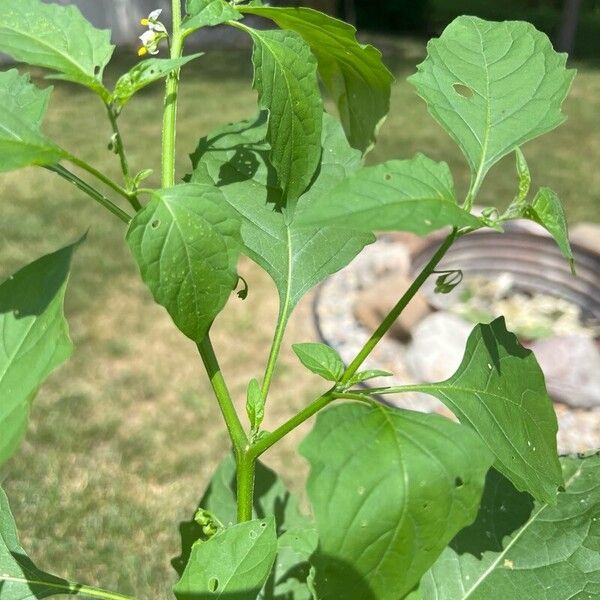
[406,312,472,382]
[570,223,600,254]
[354,274,432,343]
[529,335,600,408]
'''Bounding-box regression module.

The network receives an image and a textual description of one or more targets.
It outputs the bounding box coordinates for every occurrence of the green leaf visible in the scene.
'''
[0,239,79,467]
[300,403,494,600]
[0,69,65,173]
[523,187,574,273]
[292,342,344,382]
[174,517,278,600]
[112,54,203,107]
[183,0,242,33]
[0,0,114,94]
[421,455,600,600]
[240,6,393,153]
[246,378,265,432]
[407,316,562,504]
[188,113,374,325]
[126,184,242,343]
[408,16,575,196]
[245,27,323,205]
[296,153,481,234]
[348,369,393,385]
[514,147,531,202]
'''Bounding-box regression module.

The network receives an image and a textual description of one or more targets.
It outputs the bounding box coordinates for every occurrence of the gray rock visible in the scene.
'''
[529,335,600,408]
[406,312,472,382]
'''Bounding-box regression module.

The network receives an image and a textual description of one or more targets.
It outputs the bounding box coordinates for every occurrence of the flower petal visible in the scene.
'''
[148,8,163,20]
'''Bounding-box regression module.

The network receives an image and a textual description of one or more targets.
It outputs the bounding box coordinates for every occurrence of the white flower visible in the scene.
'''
[138,9,167,56]
[140,8,166,33]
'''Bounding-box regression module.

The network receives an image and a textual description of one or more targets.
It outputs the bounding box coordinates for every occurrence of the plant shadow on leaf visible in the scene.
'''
[4,551,75,597]
[449,468,534,559]
[310,553,377,600]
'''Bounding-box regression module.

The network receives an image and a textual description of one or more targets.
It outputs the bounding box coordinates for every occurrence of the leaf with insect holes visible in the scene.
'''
[112,55,203,107]
[293,343,345,382]
[0,239,80,467]
[240,6,393,153]
[245,27,323,206]
[300,403,494,600]
[408,16,575,196]
[188,112,374,325]
[246,378,265,432]
[126,184,242,342]
[421,455,600,600]
[296,153,481,234]
[392,317,562,504]
[0,70,65,173]
[174,518,277,600]
[183,0,242,33]
[523,187,574,273]
[0,0,114,94]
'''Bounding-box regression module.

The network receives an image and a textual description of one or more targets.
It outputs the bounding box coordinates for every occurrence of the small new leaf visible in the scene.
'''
[408,16,575,197]
[113,54,203,107]
[183,0,242,34]
[246,378,265,432]
[348,369,393,385]
[0,0,114,94]
[174,518,277,600]
[0,239,80,466]
[246,27,323,206]
[292,343,345,382]
[0,69,65,173]
[126,184,242,343]
[296,153,481,234]
[239,6,393,153]
[434,270,464,294]
[515,147,531,203]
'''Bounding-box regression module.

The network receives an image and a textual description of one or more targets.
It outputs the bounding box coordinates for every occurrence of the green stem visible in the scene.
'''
[67,155,136,203]
[197,336,248,455]
[0,577,135,600]
[341,228,458,384]
[45,165,131,224]
[248,392,335,460]
[236,451,256,522]
[162,0,184,188]
[261,310,289,399]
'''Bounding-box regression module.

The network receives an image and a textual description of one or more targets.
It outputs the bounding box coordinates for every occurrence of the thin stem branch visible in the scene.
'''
[197,336,248,455]
[340,228,458,384]
[45,165,131,224]
[261,311,289,399]
[248,392,335,460]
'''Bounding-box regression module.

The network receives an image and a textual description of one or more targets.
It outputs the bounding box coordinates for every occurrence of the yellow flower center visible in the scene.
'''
[137,46,148,56]
[140,18,150,26]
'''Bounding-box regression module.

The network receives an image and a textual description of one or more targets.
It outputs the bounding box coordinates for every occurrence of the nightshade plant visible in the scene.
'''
[0,1,598,599]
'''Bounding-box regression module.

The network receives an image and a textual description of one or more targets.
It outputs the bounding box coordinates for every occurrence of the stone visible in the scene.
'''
[529,335,600,408]
[570,223,600,254]
[406,312,472,382]
[354,274,432,343]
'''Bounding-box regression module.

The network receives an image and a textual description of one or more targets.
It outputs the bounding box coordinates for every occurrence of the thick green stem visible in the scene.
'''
[0,577,135,600]
[341,228,458,384]
[197,336,248,455]
[162,0,184,188]
[45,165,131,224]
[236,451,256,522]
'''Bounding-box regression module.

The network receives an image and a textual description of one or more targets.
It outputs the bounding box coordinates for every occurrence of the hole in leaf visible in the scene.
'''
[454,476,464,488]
[94,65,101,76]
[422,502,429,509]
[260,521,267,528]
[151,219,160,229]
[249,530,257,539]
[384,173,392,181]
[453,83,474,98]
[208,577,219,592]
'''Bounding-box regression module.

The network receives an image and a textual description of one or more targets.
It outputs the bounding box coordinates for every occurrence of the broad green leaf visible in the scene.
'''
[348,369,393,385]
[421,455,600,600]
[296,153,481,234]
[0,69,65,173]
[246,378,265,432]
[112,54,203,107]
[174,517,277,600]
[245,27,323,205]
[126,184,242,343]
[0,0,114,94]
[0,240,79,466]
[292,343,344,382]
[188,113,374,325]
[523,187,574,273]
[399,317,562,504]
[408,16,575,196]
[300,403,494,600]
[183,0,242,33]
[240,6,393,153]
